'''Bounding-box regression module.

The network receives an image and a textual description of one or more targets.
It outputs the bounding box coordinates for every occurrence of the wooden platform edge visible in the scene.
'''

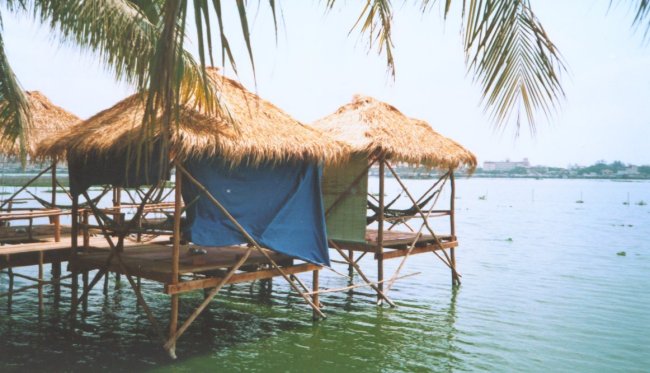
[164,263,321,295]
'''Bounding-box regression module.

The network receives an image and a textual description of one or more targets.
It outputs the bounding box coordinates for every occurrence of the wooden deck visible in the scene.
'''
[332,229,457,259]
[72,243,319,295]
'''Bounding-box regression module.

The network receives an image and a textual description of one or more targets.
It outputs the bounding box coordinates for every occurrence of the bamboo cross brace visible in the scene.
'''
[175,163,325,318]
[55,178,73,201]
[0,165,52,209]
[385,232,422,293]
[385,177,449,293]
[305,272,421,295]
[384,164,461,280]
[164,247,253,353]
[352,252,368,266]
[387,172,448,231]
[289,274,323,308]
[72,186,163,321]
[111,250,166,343]
[331,240,396,307]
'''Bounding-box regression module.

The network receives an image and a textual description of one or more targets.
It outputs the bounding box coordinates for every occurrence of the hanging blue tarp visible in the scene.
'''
[181,158,330,266]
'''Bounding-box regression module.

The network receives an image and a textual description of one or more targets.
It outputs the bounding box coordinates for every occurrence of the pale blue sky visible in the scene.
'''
[3,1,649,167]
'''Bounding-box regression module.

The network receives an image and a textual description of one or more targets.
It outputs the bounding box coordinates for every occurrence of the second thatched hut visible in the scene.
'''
[312,95,476,303]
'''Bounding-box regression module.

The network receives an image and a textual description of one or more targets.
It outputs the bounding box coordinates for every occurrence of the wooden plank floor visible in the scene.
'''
[332,229,457,255]
[75,243,300,285]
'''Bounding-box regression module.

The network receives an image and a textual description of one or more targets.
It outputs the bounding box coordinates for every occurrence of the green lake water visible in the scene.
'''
[1,177,649,372]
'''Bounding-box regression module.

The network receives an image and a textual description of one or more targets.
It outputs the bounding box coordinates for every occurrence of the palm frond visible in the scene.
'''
[462,0,565,134]
[328,0,395,77]
[0,27,31,166]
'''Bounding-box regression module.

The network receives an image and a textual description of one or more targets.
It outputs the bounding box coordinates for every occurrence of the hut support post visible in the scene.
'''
[168,166,183,359]
[37,251,44,311]
[51,161,60,242]
[70,194,79,321]
[377,158,385,305]
[450,170,459,286]
[52,259,61,304]
[175,164,325,317]
[312,270,319,320]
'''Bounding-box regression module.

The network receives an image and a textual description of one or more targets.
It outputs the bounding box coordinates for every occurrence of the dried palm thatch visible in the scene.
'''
[38,68,346,166]
[0,91,80,158]
[312,95,477,171]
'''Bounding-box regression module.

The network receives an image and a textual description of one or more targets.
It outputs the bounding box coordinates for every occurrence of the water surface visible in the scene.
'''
[1,178,649,372]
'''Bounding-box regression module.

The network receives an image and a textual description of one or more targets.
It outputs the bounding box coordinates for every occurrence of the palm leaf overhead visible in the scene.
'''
[461,0,565,134]
[1,0,650,153]
[0,11,31,165]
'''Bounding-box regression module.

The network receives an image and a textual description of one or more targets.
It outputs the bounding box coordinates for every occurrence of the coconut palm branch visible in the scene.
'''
[0,13,31,165]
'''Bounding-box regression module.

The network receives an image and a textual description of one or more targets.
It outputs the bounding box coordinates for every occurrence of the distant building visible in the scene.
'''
[483,158,530,171]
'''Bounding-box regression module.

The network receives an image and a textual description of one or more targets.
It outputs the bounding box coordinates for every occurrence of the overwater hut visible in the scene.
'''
[0,91,80,310]
[38,68,346,357]
[312,95,476,305]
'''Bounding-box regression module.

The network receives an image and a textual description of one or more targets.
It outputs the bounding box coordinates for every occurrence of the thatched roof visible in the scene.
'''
[1,91,80,158]
[311,95,477,170]
[38,68,345,166]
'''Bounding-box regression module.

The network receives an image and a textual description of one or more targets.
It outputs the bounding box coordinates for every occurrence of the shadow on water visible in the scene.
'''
[0,267,464,372]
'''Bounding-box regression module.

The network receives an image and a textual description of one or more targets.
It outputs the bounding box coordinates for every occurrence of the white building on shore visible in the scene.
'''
[483,158,531,171]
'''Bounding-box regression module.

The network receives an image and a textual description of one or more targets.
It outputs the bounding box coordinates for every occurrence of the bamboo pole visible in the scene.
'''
[164,247,254,356]
[331,241,395,307]
[169,166,182,357]
[312,270,320,320]
[450,170,459,286]
[38,251,44,311]
[70,194,79,321]
[7,264,13,311]
[82,271,89,312]
[51,161,60,242]
[384,163,461,281]
[305,272,420,295]
[377,158,385,305]
[0,165,52,209]
[52,259,61,305]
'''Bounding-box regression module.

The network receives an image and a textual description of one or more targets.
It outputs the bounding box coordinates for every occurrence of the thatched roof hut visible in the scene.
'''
[1,91,80,158]
[312,95,476,170]
[38,68,345,166]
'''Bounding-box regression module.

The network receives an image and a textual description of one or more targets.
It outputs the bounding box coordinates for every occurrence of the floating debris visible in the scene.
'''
[617,251,626,256]
[637,200,647,206]
[478,195,487,200]
[506,237,513,242]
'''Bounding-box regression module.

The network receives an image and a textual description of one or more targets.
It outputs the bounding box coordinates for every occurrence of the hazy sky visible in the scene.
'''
[3,1,649,167]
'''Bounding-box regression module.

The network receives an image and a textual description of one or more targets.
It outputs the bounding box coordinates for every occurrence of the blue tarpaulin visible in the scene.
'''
[181,158,330,266]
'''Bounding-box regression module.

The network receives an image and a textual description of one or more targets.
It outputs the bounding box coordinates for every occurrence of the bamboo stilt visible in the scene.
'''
[377,158,385,305]
[38,251,44,311]
[70,194,79,321]
[51,161,60,242]
[82,271,89,312]
[7,265,13,312]
[168,167,182,359]
[52,260,61,305]
[312,270,320,320]
[164,247,254,354]
[450,171,459,286]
